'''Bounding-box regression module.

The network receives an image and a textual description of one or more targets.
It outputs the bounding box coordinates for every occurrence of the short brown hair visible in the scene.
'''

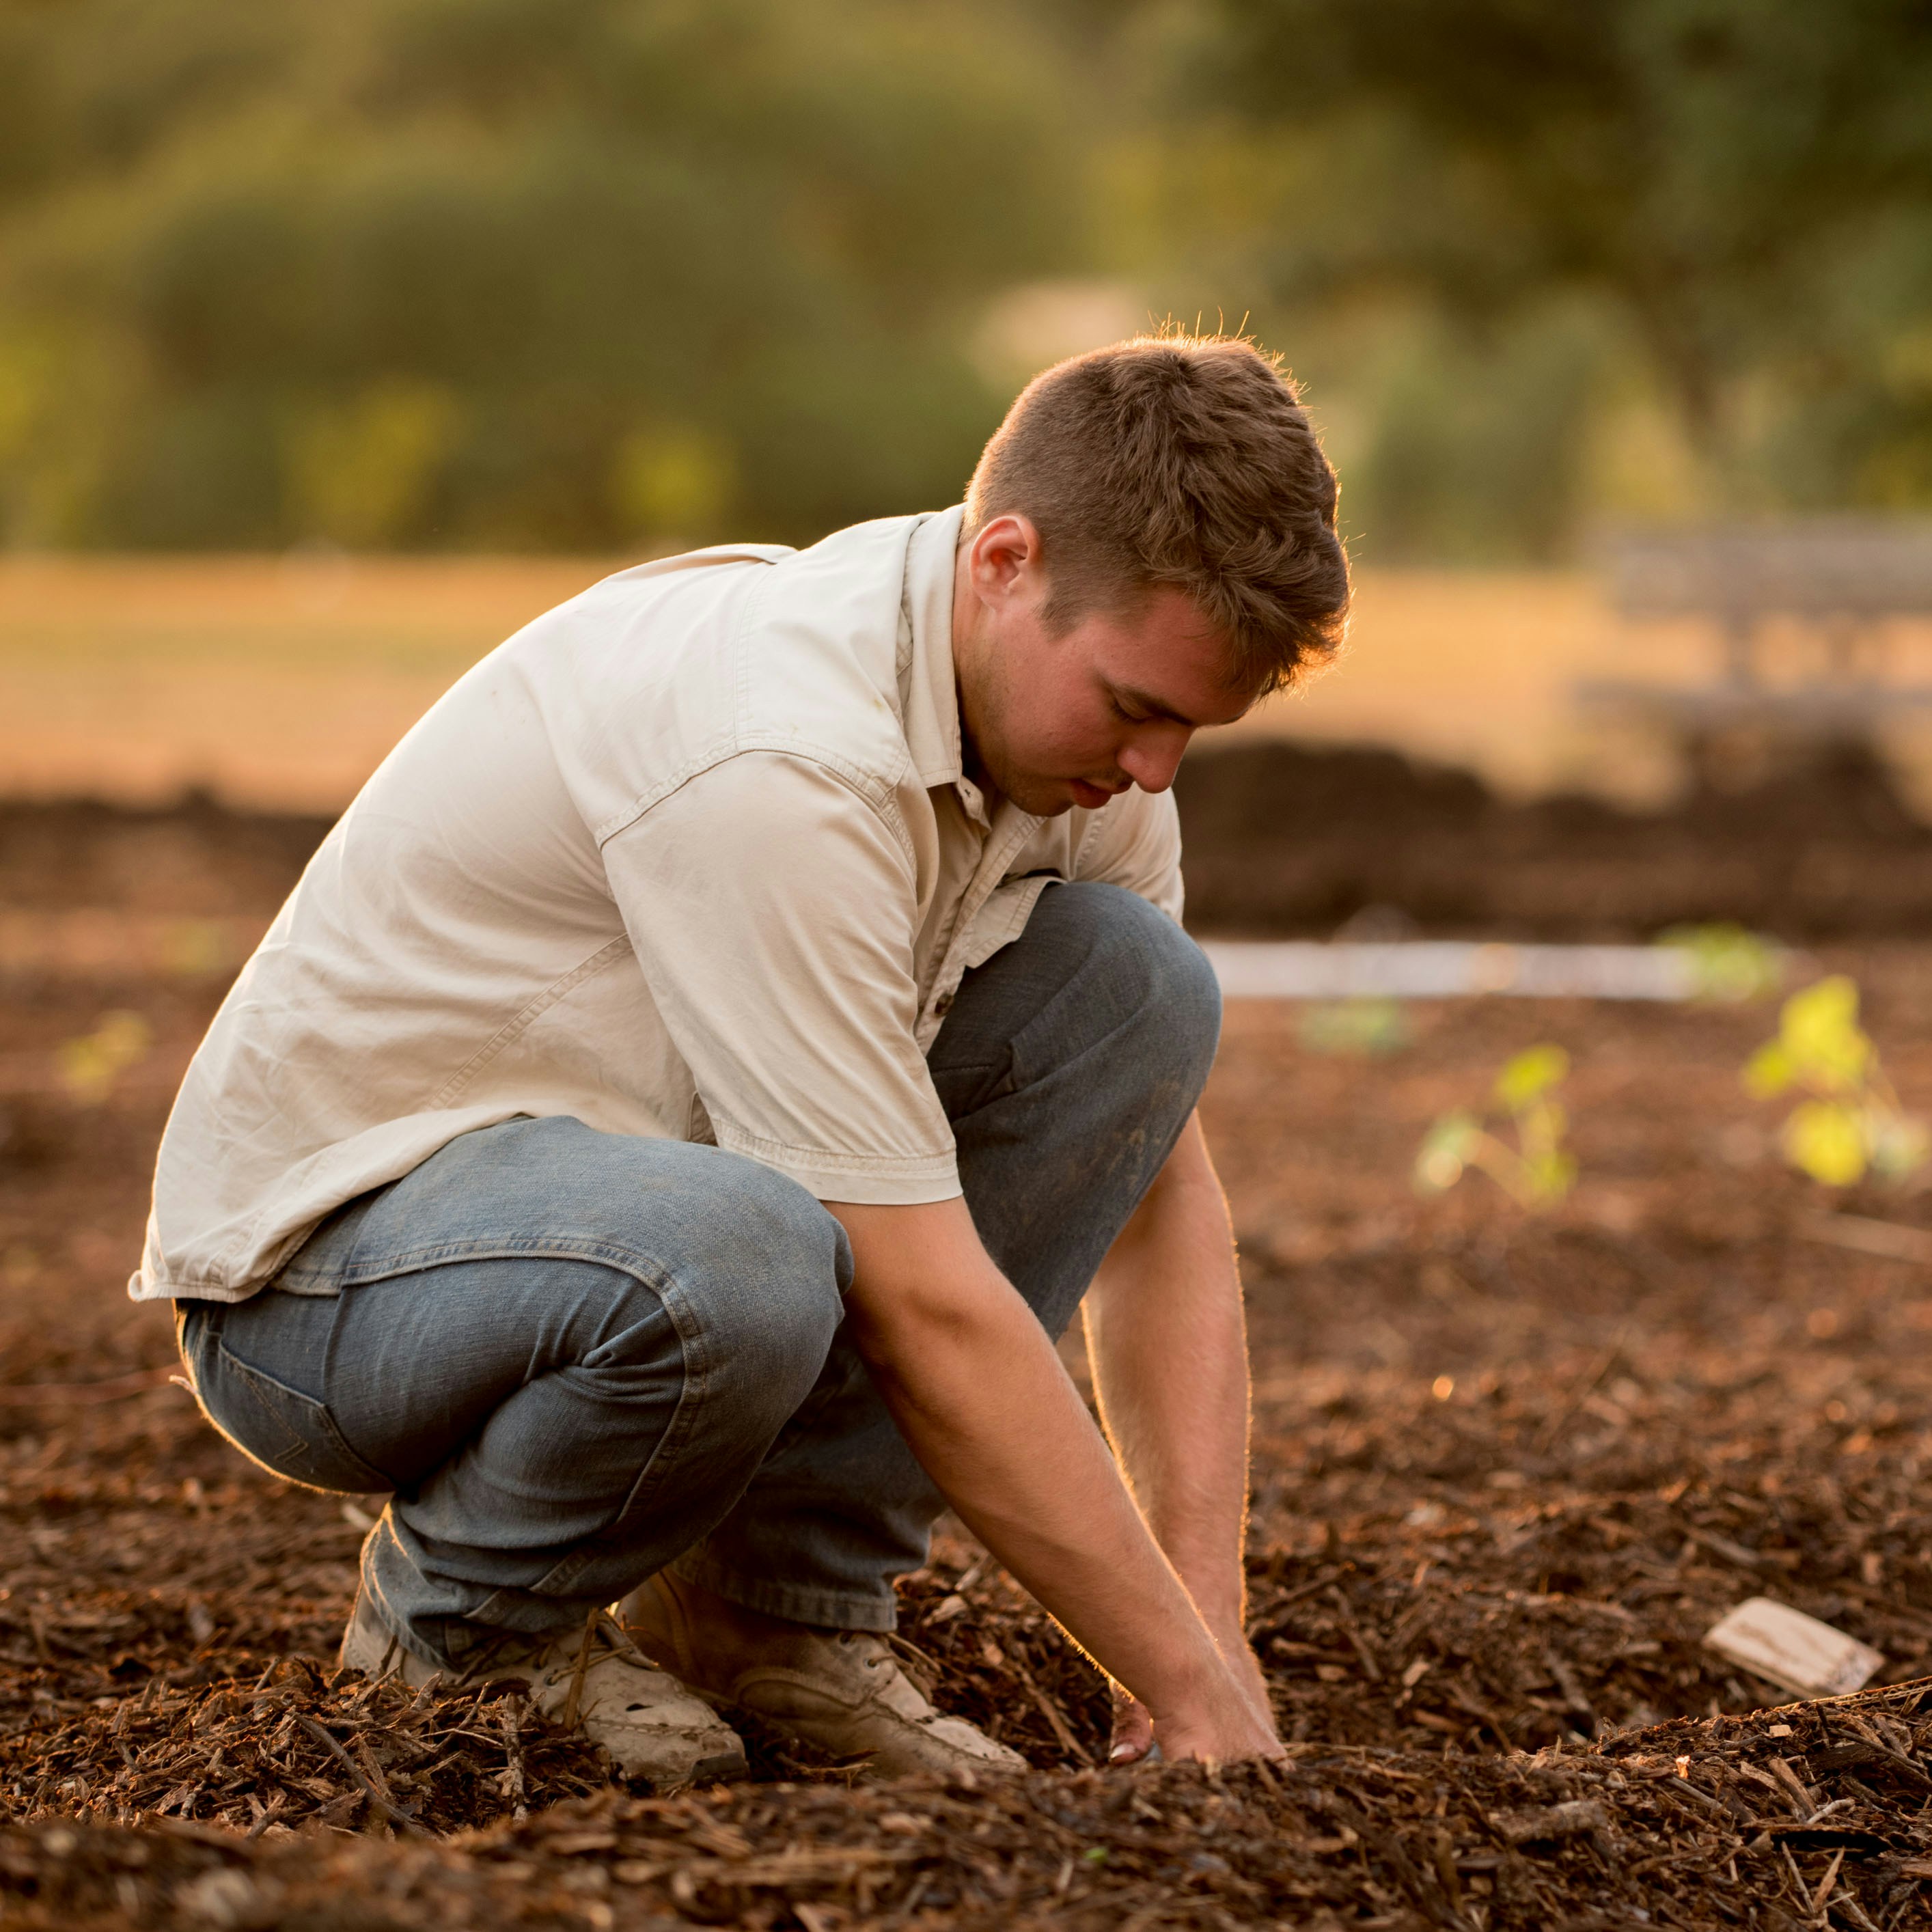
[965,333,1349,693]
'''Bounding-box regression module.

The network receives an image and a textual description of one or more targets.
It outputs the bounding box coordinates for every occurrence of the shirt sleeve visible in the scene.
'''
[1071,784,1185,923]
[600,751,962,1204]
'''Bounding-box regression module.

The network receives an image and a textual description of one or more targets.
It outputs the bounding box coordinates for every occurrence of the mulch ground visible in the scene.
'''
[5,801,1932,1925]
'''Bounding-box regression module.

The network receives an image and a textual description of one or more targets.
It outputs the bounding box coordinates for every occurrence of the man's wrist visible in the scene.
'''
[1168,1567,1246,1655]
[1142,1622,1239,1721]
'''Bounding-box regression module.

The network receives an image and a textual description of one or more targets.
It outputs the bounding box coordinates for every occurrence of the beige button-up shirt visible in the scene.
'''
[135,507,1184,1303]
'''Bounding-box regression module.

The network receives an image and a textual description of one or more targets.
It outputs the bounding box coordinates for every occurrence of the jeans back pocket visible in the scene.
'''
[199,1342,392,1496]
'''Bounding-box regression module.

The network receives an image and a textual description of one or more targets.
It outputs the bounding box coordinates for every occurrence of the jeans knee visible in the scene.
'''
[1050,882,1222,1090]
[1145,909,1222,1086]
[685,1161,848,1408]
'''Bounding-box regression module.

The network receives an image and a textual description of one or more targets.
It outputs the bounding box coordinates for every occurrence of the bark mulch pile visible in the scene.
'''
[2,1659,607,1838]
[3,1685,1930,1929]
[10,829,1932,1922]
[6,1491,1932,1928]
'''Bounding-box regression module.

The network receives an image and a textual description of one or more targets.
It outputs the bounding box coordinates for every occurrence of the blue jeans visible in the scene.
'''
[176,883,1221,1670]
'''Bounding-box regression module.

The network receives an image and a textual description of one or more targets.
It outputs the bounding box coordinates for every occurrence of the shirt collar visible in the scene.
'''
[900,503,968,788]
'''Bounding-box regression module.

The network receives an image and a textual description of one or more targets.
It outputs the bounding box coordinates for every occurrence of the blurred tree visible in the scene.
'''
[1213,0,1932,503]
[10,0,1928,557]
[0,0,1079,549]
[285,380,465,547]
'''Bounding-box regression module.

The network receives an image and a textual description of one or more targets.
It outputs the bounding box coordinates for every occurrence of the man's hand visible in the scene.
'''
[828,1191,1280,1765]
[1081,1112,1271,1763]
[1112,1638,1272,1763]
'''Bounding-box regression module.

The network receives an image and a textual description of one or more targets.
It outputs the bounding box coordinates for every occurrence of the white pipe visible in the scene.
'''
[1200,941,1700,1002]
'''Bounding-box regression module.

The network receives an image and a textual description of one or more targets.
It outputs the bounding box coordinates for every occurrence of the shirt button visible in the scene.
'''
[934,991,955,1017]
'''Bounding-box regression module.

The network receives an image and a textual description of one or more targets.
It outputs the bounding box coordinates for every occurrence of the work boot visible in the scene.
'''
[337,1590,747,1790]
[618,1570,1025,1779]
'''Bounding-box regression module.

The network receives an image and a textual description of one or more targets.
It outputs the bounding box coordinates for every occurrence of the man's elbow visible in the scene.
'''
[844,1270,1012,1377]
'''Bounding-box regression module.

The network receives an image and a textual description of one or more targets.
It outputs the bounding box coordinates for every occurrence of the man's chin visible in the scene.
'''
[1009,792,1073,818]
[989,773,1071,816]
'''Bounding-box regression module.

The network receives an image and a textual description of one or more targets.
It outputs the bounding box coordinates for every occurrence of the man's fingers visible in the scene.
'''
[1108,1686,1155,1764]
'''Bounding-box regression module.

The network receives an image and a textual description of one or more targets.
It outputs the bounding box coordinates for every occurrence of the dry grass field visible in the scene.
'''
[0,553,607,812]
[14,551,1932,814]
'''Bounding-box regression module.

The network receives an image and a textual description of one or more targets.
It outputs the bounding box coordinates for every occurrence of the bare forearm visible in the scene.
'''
[1084,1114,1252,1638]
[829,1196,1272,1758]
[857,1265,1217,1706]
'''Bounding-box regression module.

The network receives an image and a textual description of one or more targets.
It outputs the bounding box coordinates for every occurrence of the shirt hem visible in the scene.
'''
[128,1267,259,1306]
[710,1123,961,1206]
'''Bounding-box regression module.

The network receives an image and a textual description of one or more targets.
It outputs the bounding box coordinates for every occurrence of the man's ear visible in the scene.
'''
[967,513,1044,607]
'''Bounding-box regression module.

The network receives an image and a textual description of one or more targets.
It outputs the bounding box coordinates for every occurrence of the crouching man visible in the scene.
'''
[137,335,1349,1785]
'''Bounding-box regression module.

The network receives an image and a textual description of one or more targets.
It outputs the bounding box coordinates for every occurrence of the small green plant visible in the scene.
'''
[1656,923,1784,1003]
[1744,976,1929,1186]
[1298,997,1411,1058]
[1415,1044,1577,1210]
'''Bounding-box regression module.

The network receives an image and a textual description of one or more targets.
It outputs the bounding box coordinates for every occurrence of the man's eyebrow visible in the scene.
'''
[1110,682,1202,728]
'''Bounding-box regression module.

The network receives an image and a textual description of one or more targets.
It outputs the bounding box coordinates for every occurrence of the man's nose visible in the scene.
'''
[1118,726,1193,794]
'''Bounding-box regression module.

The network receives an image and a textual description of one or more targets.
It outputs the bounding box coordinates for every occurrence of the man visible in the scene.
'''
[140,334,1349,1784]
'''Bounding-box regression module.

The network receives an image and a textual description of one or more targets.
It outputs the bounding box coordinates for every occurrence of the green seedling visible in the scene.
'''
[1416,1044,1577,1210]
[1744,975,1928,1187]
[57,1009,152,1106]
[1298,997,1411,1058]
[1656,923,1784,1003]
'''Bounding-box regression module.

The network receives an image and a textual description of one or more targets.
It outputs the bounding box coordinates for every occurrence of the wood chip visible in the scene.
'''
[1704,1597,1884,1698]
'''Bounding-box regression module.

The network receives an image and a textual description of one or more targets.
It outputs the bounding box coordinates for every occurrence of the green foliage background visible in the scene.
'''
[2,0,1930,559]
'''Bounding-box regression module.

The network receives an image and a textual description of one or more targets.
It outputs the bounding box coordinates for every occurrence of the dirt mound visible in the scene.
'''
[1174,739,1932,938]
[0,794,331,919]
[9,737,1932,941]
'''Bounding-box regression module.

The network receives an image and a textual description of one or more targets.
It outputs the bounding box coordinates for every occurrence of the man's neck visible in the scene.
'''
[950,539,999,806]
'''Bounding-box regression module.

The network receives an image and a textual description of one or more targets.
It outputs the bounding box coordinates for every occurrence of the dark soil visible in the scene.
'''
[0,792,331,919]
[10,732,1932,943]
[1174,738,1932,939]
[6,800,1932,1925]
